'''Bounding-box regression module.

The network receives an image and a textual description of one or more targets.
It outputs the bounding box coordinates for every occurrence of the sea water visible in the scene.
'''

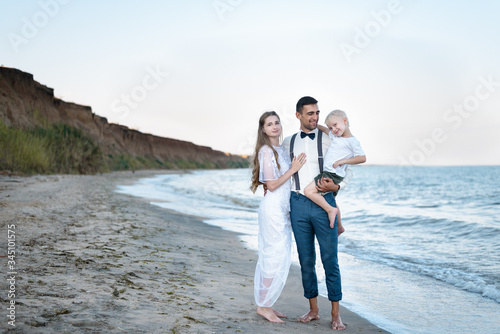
[116,166,500,334]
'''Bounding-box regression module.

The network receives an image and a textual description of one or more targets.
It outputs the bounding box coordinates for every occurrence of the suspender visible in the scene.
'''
[289,131,323,191]
[317,130,324,174]
[289,134,300,191]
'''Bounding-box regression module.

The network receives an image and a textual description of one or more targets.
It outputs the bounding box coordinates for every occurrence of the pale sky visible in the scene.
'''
[2,0,500,165]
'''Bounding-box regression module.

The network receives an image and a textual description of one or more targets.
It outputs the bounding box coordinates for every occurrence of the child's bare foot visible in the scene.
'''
[257,306,285,323]
[337,224,345,236]
[328,208,338,229]
[336,209,344,236]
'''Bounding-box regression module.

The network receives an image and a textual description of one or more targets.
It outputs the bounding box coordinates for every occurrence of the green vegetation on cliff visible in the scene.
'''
[0,121,249,175]
[0,121,105,174]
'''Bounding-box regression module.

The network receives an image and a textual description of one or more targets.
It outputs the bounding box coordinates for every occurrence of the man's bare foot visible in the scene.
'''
[328,208,338,229]
[337,224,345,236]
[297,310,320,323]
[272,309,287,318]
[331,315,346,330]
[257,306,285,323]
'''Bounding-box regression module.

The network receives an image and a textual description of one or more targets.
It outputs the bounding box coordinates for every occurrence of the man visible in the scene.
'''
[282,96,352,330]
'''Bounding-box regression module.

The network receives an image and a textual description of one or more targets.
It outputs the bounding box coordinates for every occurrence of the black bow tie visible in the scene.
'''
[300,131,315,140]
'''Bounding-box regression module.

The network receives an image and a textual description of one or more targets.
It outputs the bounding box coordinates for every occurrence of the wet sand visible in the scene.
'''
[0,171,387,333]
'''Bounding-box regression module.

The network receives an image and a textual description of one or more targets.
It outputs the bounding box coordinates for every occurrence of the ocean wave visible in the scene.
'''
[339,240,500,303]
[339,244,500,303]
[421,266,500,303]
[413,203,441,208]
[219,194,259,210]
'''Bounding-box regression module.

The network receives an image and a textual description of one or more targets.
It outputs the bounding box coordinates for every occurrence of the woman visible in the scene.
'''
[250,111,306,323]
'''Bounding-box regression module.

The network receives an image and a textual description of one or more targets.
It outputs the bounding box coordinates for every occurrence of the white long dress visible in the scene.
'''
[254,144,292,307]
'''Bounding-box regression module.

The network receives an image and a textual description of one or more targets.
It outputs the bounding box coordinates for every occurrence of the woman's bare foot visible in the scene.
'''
[331,315,346,330]
[297,310,320,323]
[328,208,338,229]
[272,309,287,318]
[257,306,285,323]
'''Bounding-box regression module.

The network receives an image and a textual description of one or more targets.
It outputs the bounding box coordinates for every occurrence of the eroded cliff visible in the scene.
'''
[0,67,248,172]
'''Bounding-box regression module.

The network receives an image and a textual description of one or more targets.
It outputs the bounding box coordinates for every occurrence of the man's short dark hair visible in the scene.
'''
[296,96,318,113]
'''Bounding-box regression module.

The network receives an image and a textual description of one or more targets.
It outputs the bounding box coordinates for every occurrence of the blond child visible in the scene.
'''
[304,110,366,235]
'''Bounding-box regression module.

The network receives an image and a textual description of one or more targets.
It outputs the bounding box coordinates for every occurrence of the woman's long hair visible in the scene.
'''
[250,111,282,193]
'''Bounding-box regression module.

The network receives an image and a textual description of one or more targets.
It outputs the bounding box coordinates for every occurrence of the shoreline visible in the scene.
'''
[0,170,387,333]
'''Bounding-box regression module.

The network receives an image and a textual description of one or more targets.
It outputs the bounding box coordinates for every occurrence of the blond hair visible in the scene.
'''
[325,109,349,127]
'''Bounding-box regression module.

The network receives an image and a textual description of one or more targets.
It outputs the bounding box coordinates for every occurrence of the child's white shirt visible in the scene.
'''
[323,133,365,177]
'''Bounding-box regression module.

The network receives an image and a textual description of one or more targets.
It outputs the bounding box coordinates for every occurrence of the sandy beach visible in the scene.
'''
[0,171,387,333]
